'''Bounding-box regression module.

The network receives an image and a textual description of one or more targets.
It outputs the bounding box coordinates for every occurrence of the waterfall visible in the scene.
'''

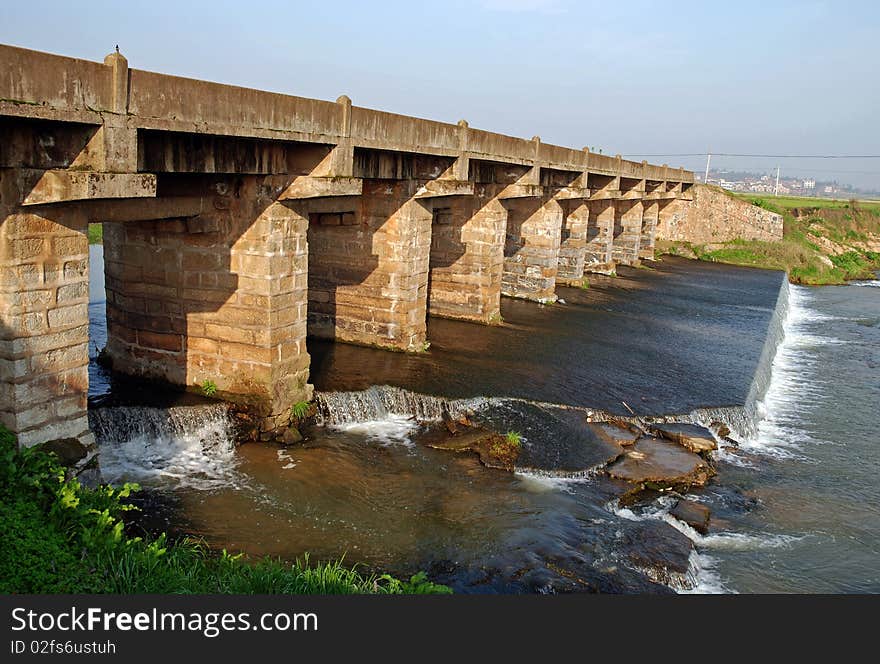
[89,403,242,490]
[314,385,482,425]
[678,279,792,443]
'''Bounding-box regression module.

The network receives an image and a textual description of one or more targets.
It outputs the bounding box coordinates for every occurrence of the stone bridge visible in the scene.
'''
[0,44,694,447]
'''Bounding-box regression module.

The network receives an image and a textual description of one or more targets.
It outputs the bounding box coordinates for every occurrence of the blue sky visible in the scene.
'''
[2,0,879,188]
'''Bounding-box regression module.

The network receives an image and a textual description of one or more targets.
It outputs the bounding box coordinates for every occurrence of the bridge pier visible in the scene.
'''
[306,179,432,351]
[555,199,590,285]
[426,187,505,324]
[640,199,660,260]
[501,194,563,302]
[0,171,92,448]
[584,199,616,275]
[104,175,312,436]
[612,199,643,266]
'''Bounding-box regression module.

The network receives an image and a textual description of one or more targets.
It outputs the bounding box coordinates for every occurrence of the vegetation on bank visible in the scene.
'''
[0,425,451,594]
[659,193,880,285]
[87,222,103,245]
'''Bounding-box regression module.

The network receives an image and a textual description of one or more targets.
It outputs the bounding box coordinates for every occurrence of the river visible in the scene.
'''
[86,245,880,593]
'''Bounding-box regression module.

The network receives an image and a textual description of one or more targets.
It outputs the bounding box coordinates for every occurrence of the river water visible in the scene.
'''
[86,246,880,593]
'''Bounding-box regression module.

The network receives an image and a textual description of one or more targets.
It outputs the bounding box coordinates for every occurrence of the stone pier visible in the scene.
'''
[584,199,616,274]
[0,179,91,447]
[556,199,590,285]
[427,187,506,324]
[640,199,660,260]
[0,43,694,447]
[501,195,563,302]
[306,179,432,351]
[104,176,312,435]
[612,199,644,266]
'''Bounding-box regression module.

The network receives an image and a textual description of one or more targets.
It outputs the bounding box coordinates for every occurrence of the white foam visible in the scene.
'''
[605,497,805,593]
[514,469,593,493]
[330,414,420,446]
[97,408,242,491]
[740,285,842,459]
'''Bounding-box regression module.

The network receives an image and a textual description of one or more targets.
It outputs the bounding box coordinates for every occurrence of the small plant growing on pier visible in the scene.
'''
[201,379,218,397]
[579,277,590,290]
[290,400,311,423]
[505,431,522,448]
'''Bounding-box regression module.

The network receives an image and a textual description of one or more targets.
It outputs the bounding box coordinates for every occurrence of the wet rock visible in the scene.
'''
[504,409,630,473]
[617,519,696,590]
[606,435,715,491]
[281,426,304,446]
[38,437,88,467]
[428,428,520,471]
[650,423,717,453]
[710,421,731,438]
[670,499,711,535]
[590,422,639,448]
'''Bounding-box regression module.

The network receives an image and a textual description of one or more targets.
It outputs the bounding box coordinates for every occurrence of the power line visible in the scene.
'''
[623,153,880,159]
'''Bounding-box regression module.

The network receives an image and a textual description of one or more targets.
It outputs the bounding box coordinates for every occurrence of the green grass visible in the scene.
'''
[0,425,450,594]
[731,192,880,213]
[87,223,103,244]
[661,193,880,285]
[200,379,218,397]
[290,400,311,422]
[504,431,522,447]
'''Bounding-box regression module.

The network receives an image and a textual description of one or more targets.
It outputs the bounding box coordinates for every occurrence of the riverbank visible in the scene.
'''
[0,424,450,594]
[657,191,880,285]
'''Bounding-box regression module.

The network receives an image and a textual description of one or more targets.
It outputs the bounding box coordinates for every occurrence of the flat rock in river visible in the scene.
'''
[513,408,630,472]
[590,422,640,448]
[428,428,520,471]
[606,436,714,489]
[650,423,717,453]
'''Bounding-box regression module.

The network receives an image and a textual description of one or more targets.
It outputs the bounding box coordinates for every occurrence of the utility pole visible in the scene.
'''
[774,165,780,197]
[704,151,711,184]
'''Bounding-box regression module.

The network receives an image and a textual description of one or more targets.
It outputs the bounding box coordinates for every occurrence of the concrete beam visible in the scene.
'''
[498,183,544,199]
[20,170,157,206]
[81,196,206,223]
[414,179,475,199]
[589,189,621,200]
[279,176,362,200]
[550,186,591,200]
[620,188,645,201]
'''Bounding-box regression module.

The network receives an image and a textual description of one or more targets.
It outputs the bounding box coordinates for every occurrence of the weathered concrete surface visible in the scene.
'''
[0,43,696,447]
[656,184,783,244]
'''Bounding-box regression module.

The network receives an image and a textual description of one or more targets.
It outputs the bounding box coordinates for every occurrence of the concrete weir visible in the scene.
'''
[0,44,694,446]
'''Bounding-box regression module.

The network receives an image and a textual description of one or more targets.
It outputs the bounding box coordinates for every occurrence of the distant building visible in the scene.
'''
[804,178,816,190]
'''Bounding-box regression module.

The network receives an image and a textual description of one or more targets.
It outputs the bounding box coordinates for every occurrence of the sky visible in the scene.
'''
[2,0,879,189]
